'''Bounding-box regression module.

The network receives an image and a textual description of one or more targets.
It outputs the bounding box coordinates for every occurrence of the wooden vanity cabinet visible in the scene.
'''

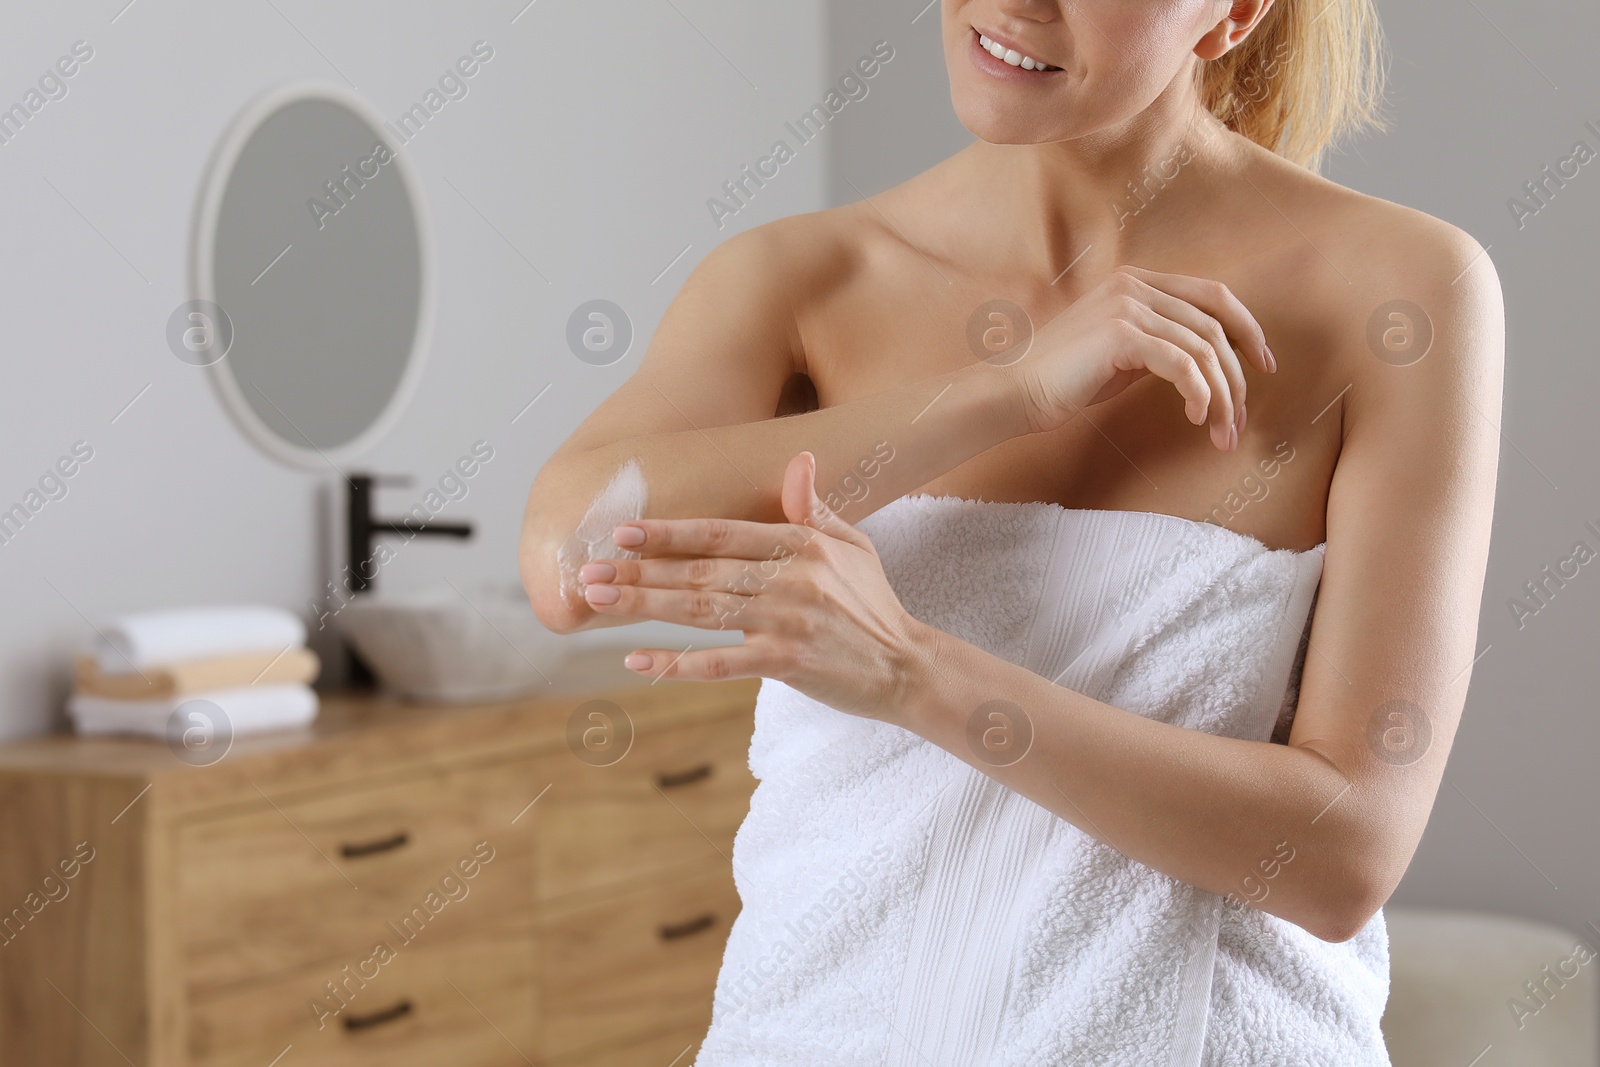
[0,677,761,1066]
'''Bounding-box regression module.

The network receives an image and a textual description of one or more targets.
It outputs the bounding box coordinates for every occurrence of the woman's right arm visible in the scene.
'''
[519,225,1030,635]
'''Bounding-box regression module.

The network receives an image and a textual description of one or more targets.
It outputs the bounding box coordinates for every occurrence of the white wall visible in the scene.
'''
[0,0,825,736]
[824,0,1600,937]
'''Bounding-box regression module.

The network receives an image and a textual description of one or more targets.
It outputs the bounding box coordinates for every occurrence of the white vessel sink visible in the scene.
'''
[336,580,743,704]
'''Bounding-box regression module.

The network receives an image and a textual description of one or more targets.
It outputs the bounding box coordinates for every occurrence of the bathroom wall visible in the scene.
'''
[826,1,1600,937]
[0,1,825,736]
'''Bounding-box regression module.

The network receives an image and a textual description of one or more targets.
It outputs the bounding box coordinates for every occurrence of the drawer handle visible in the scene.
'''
[342,999,413,1031]
[655,763,713,789]
[339,831,410,858]
[659,912,717,940]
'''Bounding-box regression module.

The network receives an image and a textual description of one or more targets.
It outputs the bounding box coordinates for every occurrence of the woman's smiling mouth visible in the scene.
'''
[972,27,1061,73]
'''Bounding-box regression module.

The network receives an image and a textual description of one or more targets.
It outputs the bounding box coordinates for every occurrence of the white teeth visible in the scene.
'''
[977,33,1053,71]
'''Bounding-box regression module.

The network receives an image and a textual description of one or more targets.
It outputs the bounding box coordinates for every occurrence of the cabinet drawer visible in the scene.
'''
[540,865,738,1060]
[188,929,536,1067]
[537,710,754,903]
[178,758,536,992]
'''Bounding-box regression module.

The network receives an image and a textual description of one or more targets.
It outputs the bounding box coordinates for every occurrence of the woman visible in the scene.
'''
[521,0,1503,1062]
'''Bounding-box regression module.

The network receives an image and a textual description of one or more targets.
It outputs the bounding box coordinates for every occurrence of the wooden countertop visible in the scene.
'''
[0,675,763,817]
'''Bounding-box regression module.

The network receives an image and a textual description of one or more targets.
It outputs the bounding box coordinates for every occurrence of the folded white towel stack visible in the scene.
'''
[68,684,319,739]
[92,604,306,673]
[67,604,319,745]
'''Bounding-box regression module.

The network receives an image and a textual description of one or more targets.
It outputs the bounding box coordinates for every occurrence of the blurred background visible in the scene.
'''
[0,1,1596,1064]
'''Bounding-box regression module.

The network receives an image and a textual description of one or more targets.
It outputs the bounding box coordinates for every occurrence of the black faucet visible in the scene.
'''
[342,473,473,688]
[346,473,474,595]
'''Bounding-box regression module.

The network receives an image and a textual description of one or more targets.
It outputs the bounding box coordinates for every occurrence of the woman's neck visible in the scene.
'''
[943,91,1247,286]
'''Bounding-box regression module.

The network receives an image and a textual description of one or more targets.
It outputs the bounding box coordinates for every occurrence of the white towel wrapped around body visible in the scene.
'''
[695,494,1390,1067]
[93,605,306,673]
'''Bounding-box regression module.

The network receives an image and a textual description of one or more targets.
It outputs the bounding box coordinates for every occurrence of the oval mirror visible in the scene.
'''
[191,82,433,468]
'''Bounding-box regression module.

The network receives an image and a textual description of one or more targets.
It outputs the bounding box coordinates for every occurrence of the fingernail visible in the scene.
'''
[613,525,645,547]
[1238,402,1247,434]
[1265,346,1277,372]
[624,652,653,671]
[579,562,616,583]
[584,583,620,605]
[1228,424,1238,451]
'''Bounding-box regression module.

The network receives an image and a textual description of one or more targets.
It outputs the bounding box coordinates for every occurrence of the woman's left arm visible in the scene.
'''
[588,227,1505,944]
[896,230,1506,943]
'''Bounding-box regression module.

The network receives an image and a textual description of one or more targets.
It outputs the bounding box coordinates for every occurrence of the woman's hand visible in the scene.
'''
[1008,265,1276,450]
[577,451,929,722]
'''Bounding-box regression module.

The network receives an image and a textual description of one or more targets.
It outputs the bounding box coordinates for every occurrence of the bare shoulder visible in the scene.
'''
[1245,150,1505,397]
[1331,183,1502,325]
[632,207,864,389]
[710,205,880,297]
[1325,181,1504,414]
[555,209,876,454]
[1267,153,1501,331]
[1244,157,1507,528]
[694,207,878,369]
[707,208,858,278]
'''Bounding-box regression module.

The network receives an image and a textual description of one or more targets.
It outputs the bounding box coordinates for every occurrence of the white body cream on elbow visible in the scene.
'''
[556,458,649,603]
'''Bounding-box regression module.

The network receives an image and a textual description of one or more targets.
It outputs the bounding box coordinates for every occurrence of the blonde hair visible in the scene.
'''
[1198,0,1389,170]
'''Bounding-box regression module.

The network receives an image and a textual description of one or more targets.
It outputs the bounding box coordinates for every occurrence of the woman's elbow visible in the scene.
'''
[1314,902,1382,944]
[1310,868,1392,944]
[520,453,646,635]
[518,527,589,636]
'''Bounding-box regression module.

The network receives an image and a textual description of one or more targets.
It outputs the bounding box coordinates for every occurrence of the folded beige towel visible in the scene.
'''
[73,647,320,700]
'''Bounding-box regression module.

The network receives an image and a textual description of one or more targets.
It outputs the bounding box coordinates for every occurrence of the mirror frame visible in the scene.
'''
[190,81,435,469]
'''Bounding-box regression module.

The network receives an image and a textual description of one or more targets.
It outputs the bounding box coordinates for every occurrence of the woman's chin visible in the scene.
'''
[953,106,1069,147]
